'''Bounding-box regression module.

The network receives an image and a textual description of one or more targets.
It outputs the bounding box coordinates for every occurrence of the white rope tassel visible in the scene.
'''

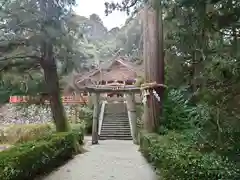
[153,90,161,102]
[142,89,161,104]
[142,90,148,105]
[142,96,147,104]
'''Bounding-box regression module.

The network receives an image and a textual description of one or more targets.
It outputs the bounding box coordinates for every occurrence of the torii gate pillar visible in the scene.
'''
[92,92,100,144]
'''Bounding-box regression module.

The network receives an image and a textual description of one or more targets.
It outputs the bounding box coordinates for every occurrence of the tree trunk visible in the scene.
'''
[41,43,69,132]
[157,0,165,116]
[143,0,162,132]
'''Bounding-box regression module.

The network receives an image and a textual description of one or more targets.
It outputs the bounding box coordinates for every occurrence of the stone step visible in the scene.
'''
[104,117,128,119]
[102,121,129,123]
[103,117,129,120]
[103,119,128,121]
[101,127,131,132]
[104,114,128,119]
[100,131,131,134]
[101,128,130,131]
[102,121,129,124]
[104,114,128,117]
[106,103,126,106]
[104,116,128,119]
[105,109,127,114]
[102,123,130,126]
[99,133,132,137]
[101,124,130,127]
[103,118,128,120]
[105,103,126,107]
[100,130,131,133]
[104,114,127,116]
[105,111,127,114]
[100,134,132,137]
[99,135,132,140]
[103,121,129,123]
[100,102,131,140]
[102,125,130,128]
[101,126,130,129]
[105,111,127,113]
[104,118,128,120]
[101,129,130,132]
[100,128,131,133]
[100,132,131,136]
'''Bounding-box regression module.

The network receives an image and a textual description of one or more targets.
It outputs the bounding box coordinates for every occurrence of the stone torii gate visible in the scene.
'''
[77,85,141,145]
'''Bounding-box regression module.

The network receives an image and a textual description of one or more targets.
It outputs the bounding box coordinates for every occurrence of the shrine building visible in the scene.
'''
[64,56,144,98]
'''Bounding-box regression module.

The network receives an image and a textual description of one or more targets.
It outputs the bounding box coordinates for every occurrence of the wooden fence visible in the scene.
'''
[9,95,88,104]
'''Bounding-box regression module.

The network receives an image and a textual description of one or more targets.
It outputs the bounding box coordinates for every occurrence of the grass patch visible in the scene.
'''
[0,124,53,145]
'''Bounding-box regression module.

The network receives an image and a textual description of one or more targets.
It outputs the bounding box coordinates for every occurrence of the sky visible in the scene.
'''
[74,0,128,30]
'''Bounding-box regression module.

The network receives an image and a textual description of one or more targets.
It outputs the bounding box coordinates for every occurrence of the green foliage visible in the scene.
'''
[155,89,240,178]
[0,131,83,180]
[140,132,240,180]
[163,88,240,160]
[70,123,86,137]
[78,106,93,134]
[162,89,193,131]
[161,89,210,133]
[0,124,53,145]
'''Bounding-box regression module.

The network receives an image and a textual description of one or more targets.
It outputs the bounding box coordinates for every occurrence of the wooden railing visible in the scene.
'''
[98,101,106,135]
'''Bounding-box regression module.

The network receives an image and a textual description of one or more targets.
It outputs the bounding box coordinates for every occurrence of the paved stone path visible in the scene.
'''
[42,137,158,180]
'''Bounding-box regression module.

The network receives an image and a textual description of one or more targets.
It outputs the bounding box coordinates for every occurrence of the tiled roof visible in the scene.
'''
[75,56,143,83]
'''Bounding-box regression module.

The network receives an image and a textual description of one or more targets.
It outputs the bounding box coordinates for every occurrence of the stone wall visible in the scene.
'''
[0,104,78,125]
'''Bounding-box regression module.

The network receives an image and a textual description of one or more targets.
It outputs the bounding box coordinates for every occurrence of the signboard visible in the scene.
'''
[9,95,88,104]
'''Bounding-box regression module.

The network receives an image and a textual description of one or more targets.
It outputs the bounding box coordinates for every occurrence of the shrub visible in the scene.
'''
[0,131,83,180]
[140,132,239,180]
[161,89,195,131]
[70,123,86,143]
[78,106,93,134]
[70,122,85,132]
[1,124,53,144]
[160,89,211,134]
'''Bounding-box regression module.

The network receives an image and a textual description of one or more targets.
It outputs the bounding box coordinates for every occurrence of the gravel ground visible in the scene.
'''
[42,137,158,180]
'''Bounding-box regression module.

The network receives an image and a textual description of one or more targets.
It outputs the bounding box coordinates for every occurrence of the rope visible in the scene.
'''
[140,81,167,90]
[141,82,165,104]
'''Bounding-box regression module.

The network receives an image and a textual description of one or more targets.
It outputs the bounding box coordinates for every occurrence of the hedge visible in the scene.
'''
[0,131,84,180]
[140,132,240,180]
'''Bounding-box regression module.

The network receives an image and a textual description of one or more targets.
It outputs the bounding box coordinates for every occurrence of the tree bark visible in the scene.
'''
[41,44,69,132]
[143,0,162,132]
[157,0,165,116]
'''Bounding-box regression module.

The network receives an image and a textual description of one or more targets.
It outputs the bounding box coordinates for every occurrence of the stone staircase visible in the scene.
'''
[99,102,132,140]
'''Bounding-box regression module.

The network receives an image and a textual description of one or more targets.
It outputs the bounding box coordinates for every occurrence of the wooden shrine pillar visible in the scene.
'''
[126,93,137,143]
[92,92,100,144]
